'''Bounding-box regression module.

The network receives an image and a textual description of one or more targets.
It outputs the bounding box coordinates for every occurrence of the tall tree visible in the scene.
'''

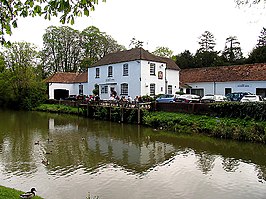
[81,26,125,69]
[174,50,195,69]
[0,42,46,109]
[0,0,105,45]
[152,46,173,58]
[222,36,243,64]
[246,46,266,64]
[198,31,216,53]
[257,27,266,47]
[42,26,84,74]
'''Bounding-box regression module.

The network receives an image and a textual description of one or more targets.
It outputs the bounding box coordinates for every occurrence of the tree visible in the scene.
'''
[0,53,5,73]
[235,0,266,7]
[222,36,243,64]
[0,42,46,109]
[194,51,223,68]
[81,26,125,69]
[0,0,105,45]
[246,46,266,63]
[174,50,195,69]
[152,46,173,58]
[257,27,266,47]
[42,26,84,75]
[129,37,144,48]
[198,31,216,53]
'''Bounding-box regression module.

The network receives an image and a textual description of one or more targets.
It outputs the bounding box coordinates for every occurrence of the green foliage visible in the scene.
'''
[142,111,266,143]
[198,31,216,53]
[209,102,266,121]
[42,26,83,75]
[174,50,196,69]
[0,0,105,45]
[34,104,79,114]
[152,46,173,58]
[0,42,46,110]
[246,46,266,64]
[92,84,99,96]
[0,185,43,199]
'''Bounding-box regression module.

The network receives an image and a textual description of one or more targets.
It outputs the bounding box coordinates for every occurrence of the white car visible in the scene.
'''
[201,94,227,103]
[240,95,264,102]
[176,94,201,103]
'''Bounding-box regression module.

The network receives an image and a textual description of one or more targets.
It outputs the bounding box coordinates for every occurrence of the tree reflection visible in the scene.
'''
[255,165,266,183]
[196,152,215,174]
[222,157,240,172]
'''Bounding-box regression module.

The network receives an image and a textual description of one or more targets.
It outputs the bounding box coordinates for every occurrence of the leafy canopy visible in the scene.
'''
[0,0,106,45]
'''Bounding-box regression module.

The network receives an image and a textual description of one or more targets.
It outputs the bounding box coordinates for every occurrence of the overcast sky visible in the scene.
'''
[7,0,266,57]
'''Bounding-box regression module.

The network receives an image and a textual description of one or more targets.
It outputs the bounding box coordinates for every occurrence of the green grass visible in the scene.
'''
[34,104,79,114]
[0,186,44,199]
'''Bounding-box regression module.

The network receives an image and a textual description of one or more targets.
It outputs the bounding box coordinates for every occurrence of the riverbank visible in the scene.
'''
[0,186,43,199]
[34,104,266,144]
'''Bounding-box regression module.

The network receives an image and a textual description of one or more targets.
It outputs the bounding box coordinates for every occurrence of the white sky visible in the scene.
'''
[7,0,266,57]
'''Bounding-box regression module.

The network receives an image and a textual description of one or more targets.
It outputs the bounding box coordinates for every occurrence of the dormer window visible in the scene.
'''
[108,66,113,77]
[150,63,155,76]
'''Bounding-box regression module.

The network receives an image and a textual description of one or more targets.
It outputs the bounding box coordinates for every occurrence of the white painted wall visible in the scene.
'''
[166,69,179,94]
[140,60,166,96]
[48,82,89,99]
[88,60,142,99]
[185,80,266,96]
[88,60,179,100]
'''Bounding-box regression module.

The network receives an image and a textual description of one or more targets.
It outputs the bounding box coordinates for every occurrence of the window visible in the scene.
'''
[79,84,83,95]
[150,63,155,76]
[150,83,155,96]
[108,66,113,77]
[225,88,232,95]
[101,85,108,94]
[191,88,204,97]
[95,68,100,78]
[168,85,172,94]
[123,64,128,76]
[121,83,128,95]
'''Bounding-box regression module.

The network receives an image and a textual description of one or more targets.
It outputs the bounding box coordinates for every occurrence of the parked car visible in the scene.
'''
[156,94,179,103]
[176,94,201,103]
[240,95,264,102]
[200,94,227,103]
[65,95,77,101]
[226,92,252,102]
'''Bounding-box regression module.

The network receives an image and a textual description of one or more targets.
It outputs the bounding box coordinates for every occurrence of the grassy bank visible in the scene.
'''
[143,111,266,144]
[0,186,43,199]
[34,104,79,114]
[34,104,266,144]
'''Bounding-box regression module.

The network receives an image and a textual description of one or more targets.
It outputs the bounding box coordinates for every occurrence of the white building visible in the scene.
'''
[46,72,88,99]
[180,63,266,97]
[88,48,180,100]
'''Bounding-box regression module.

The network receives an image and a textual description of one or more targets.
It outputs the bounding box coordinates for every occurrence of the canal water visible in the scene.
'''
[0,110,265,199]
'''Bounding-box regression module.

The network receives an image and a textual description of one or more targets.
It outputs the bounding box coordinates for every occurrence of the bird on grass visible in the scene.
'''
[20,188,37,199]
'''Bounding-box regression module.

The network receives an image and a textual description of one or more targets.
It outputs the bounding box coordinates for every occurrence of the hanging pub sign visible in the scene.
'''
[158,71,163,79]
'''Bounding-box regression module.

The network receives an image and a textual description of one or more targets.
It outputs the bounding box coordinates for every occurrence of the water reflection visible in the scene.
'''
[0,110,266,199]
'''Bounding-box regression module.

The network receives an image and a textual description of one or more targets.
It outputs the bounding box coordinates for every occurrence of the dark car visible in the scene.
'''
[226,92,252,102]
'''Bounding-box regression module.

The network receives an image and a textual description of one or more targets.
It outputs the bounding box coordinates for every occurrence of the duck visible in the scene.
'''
[20,188,37,199]
[42,158,49,166]
[45,150,52,155]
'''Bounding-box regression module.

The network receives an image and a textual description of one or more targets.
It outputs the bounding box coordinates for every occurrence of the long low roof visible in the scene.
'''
[92,47,180,71]
[46,72,88,83]
[180,63,266,83]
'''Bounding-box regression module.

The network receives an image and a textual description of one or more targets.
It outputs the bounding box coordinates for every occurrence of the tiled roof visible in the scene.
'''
[92,48,180,70]
[180,63,266,83]
[46,72,88,83]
